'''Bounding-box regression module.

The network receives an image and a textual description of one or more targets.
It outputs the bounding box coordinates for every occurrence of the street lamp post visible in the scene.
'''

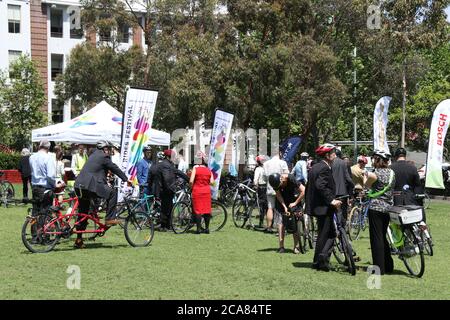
[353,47,358,162]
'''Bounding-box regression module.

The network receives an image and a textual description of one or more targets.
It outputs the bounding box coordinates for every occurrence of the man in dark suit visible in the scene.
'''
[332,149,354,224]
[305,143,342,271]
[74,140,131,248]
[158,149,177,231]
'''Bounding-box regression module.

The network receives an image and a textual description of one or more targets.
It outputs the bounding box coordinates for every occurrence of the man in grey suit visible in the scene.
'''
[332,149,354,225]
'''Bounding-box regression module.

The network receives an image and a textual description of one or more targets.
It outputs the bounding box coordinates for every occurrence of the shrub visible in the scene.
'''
[0,152,21,170]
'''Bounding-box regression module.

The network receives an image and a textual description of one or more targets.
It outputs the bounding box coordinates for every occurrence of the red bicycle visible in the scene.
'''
[21,188,154,253]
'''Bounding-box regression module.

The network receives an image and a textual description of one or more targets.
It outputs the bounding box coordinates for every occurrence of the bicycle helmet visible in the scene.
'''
[156,151,165,160]
[255,155,268,164]
[112,142,120,150]
[372,149,391,160]
[164,149,174,158]
[315,143,336,157]
[357,156,368,164]
[97,140,112,149]
[300,152,309,158]
[143,145,152,152]
[394,147,407,158]
[268,173,282,191]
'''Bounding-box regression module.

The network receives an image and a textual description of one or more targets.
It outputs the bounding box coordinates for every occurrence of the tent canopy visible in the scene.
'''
[32,101,170,146]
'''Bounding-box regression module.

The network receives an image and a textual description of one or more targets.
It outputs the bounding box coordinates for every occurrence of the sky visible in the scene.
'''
[446,6,450,22]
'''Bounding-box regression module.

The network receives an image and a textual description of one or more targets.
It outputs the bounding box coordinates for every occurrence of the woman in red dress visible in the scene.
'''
[190,151,214,234]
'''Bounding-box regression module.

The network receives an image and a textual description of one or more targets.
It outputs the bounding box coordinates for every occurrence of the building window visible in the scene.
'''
[8,5,21,33]
[51,54,64,81]
[51,8,63,38]
[118,24,129,43]
[52,99,64,123]
[99,28,112,42]
[8,50,22,78]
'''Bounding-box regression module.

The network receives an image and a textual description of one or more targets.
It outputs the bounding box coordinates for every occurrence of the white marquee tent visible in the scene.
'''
[32,101,170,146]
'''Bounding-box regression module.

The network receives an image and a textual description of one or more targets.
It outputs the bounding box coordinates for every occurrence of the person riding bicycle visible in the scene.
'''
[365,149,395,275]
[73,140,131,249]
[390,147,422,206]
[268,173,305,254]
[305,143,342,272]
[254,155,268,228]
[291,152,309,185]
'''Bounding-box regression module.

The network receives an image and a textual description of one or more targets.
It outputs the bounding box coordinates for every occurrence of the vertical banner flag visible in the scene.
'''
[373,96,392,152]
[280,136,303,165]
[119,88,158,200]
[208,110,234,199]
[425,99,450,189]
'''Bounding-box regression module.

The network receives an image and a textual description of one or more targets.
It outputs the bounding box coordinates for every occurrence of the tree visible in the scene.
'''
[0,55,46,150]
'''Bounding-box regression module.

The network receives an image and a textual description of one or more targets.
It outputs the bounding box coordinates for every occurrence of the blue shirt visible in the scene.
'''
[29,150,56,188]
[137,158,152,186]
[291,160,308,184]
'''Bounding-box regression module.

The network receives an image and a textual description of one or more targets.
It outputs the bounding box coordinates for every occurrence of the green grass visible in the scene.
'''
[0,184,449,299]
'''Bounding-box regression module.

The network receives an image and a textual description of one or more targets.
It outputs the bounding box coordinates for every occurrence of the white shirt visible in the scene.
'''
[178,157,189,173]
[263,155,289,195]
[253,166,266,186]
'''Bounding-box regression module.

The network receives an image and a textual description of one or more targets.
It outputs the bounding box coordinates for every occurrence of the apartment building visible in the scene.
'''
[2,0,146,124]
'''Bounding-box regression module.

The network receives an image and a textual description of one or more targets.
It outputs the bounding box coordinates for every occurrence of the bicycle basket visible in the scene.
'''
[388,205,423,225]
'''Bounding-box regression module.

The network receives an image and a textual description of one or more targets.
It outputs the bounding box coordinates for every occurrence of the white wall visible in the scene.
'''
[0,0,31,74]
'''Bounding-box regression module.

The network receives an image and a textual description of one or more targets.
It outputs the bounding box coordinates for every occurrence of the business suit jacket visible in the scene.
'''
[332,158,355,196]
[305,160,336,217]
[74,149,128,198]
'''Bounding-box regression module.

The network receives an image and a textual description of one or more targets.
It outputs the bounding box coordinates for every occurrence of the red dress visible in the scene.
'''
[192,165,212,215]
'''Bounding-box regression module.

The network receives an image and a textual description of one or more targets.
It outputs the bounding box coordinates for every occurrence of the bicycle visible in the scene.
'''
[331,196,356,275]
[292,204,316,253]
[387,205,425,277]
[21,186,154,253]
[231,182,263,230]
[347,191,371,241]
[0,171,15,207]
[171,195,228,234]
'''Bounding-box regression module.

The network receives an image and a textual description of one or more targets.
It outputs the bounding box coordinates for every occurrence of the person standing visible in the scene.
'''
[71,144,88,177]
[263,151,289,233]
[177,149,189,174]
[332,149,354,224]
[365,150,395,275]
[18,148,32,202]
[351,156,368,192]
[74,140,131,248]
[305,144,342,271]
[156,149,177,231]
[291,152,309,185]
[137,145,153,194]
[254,155,268,228]
[190,151,214,234]
[390,147,422,206]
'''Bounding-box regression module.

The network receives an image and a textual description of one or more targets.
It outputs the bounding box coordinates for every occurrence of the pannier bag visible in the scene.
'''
[388,205,423,225]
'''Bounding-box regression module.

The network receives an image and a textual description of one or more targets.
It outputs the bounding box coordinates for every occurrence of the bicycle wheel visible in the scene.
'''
[171,201,193,234]
[348,206,362,241]
[421,231,433,256]
[332,237,346,265]
[209,200,227,232]
[114,202,130,229]
[340,232,356,275]
[232,198,249,228]
[308,215,317,249]
[296,217,306,254]
[22,215,60,253]
[223,189,236,207]
[124,211,154,247]
[402,227,425,277]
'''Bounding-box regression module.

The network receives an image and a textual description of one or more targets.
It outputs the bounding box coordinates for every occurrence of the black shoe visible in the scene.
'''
[312,262,319,270]
[195,230,202,234]
[317,263,331,272]
[201,229,210,234]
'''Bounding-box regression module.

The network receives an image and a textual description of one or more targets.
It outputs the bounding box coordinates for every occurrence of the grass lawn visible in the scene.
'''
[0,184,449,299]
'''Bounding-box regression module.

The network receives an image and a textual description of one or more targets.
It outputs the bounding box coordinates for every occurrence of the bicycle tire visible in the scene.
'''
[348,206,362,241]
[308,215,316,249]
[209,200,227,232]
[22,215,60,253]
[3,181,15,200]
[340,231,356,275]
[332,237,346,265]
[402,227,425,277]
[421,231,433,256]
[124,211,154,247]
[232,198,248,228]
[296,217,306,254]
[114,202,130,229]
[171,201,193,234]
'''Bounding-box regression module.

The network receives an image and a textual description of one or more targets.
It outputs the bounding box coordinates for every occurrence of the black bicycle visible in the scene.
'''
[231,181,264,229]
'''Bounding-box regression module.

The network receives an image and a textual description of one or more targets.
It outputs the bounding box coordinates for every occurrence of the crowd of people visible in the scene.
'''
[23,138,424,275]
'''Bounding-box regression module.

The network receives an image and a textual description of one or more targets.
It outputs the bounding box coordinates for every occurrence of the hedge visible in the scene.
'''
[0,152,21,170]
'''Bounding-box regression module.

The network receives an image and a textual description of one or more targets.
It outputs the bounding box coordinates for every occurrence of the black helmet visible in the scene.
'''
[143,145,152,152]
[268,173,282,190]
[394,147,407,158]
